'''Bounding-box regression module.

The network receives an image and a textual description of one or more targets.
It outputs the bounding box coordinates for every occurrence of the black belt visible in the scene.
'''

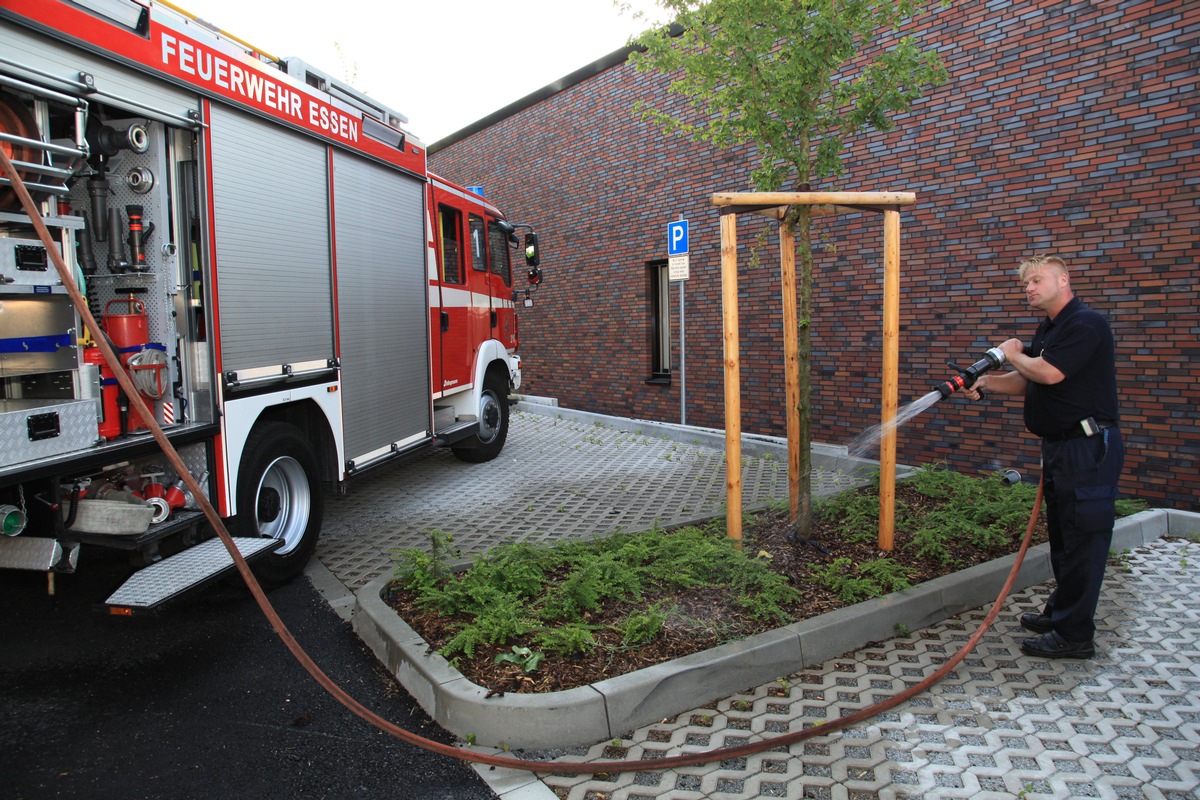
[1042,421,1116,442]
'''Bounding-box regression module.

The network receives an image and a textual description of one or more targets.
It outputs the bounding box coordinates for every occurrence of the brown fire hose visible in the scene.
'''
[2,148,1043,775]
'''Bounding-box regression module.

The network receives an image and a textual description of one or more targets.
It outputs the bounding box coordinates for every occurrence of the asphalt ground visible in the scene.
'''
[0,549,498,800]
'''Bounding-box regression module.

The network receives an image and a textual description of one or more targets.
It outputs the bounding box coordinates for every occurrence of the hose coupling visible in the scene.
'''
[934,346,1007,399]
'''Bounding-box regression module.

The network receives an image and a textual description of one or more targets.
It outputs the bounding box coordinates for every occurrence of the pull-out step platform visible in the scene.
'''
[105,537,281,615]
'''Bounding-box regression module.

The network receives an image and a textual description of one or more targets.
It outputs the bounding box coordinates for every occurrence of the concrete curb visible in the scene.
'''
[353,508,1199,750]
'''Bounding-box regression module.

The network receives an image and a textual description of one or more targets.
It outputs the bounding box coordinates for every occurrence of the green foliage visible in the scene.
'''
[911,508,1003,564]
[814,489,881,544]
[628,0,948,190]
[494,646,545,673]
[618,602,671,647]
[808,556,912,603]
[536,552,644,620]
[1115,497,1147,517]
[808,558,880,604]
[857,558,913,593]
[727,561,805,622]
[898,465,1041,564]
[391,522,803,665]
[391,529,458,596]
[902,462,965,500]
[534,624,600,656]
[440,591,540,660]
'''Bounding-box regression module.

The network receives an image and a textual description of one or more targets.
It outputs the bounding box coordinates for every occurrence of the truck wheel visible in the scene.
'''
[452,370,509,463]
[235,421,322,585]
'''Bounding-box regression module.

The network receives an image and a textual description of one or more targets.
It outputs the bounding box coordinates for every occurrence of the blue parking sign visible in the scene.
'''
[668,220,689,256]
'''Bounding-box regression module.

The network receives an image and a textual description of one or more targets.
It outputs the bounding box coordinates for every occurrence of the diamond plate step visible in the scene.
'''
[0,535,78,571]
[105,537,280,614]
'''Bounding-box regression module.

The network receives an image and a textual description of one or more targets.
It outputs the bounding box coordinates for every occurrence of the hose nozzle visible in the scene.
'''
[934,346,1006,399]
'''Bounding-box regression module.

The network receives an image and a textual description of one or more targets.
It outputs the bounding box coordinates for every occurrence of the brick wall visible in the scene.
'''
[431,0,1200,510]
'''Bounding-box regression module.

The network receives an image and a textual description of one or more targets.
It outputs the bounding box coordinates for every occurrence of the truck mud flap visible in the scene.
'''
[104,537,280,616]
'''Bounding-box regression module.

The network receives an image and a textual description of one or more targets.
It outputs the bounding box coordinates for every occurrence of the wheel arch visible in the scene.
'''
[221,393,339,518]
[254,400,338,484]
[473,339,520,397]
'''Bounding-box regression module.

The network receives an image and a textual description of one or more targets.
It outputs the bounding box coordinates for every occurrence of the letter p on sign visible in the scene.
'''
[668,220,689,256]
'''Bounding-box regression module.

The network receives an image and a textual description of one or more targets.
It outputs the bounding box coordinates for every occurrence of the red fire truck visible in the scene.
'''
[0,0,542,611]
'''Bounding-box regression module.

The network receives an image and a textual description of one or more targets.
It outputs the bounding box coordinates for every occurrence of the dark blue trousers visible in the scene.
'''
[1040,427,1124,642]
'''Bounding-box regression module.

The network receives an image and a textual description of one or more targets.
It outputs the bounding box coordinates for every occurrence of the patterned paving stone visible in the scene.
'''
[537,537,1200,800]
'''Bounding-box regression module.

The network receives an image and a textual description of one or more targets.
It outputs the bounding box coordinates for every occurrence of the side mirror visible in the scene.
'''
[523,232,540,267]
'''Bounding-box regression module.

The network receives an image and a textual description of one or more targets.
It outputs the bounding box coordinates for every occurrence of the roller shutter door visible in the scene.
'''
[208,104,333,374]
[331,150,430,463]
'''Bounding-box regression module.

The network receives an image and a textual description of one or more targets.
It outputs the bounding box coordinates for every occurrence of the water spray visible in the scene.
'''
[849,345,1010,458]
[933,346,1007,399]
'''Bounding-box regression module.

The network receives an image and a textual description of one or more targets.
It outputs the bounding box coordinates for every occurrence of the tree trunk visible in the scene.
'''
[795,207,814,535]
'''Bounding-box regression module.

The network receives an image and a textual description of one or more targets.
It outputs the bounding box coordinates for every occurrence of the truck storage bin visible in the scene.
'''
[0,398,98,463]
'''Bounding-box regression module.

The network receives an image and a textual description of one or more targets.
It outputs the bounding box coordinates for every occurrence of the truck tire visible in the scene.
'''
[235,421,322,585]
[452,370,509,463]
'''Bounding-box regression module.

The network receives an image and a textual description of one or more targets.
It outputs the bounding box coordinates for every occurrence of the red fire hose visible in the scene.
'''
[2,149,1042,775]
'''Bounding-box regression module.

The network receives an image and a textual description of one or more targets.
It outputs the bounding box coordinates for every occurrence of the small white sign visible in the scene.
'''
[669,254,690,281]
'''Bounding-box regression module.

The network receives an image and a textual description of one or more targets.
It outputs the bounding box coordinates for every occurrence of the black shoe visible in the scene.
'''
[1020,630,1095,660]
[1020,612,1053,634]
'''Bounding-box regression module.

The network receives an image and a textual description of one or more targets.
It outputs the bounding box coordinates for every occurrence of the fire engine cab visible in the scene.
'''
[0,0,543,611]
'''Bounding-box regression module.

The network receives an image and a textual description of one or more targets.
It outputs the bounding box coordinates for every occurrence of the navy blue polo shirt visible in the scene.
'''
[1023,296,1119,437]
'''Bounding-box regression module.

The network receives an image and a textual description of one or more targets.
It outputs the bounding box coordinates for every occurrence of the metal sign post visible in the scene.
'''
[668,219,689,425]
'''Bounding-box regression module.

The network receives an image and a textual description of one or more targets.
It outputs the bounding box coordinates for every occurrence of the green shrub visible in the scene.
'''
[1115,497,1147,517]
[902,467,1040,562]
[813,490,880,545]
[617,602,671,647]
[392,523,801,664]
[441,592,540,660]
[534,623,599,656]
[392,529,457,595]
[808,556,912,603]
[808,558,882,604]
[858,558,913,593]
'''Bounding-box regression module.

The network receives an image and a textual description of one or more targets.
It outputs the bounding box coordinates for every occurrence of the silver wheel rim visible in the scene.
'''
[478,391,502,445]
[254,455,310,554]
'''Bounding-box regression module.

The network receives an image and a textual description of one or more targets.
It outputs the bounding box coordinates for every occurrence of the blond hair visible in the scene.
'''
[1018,254,1067,280]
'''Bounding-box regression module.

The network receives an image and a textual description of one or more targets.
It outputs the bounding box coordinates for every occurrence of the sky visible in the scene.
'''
[171,0,673,144]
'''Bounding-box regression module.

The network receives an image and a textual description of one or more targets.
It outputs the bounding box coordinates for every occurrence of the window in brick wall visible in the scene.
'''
[648,260,671,383]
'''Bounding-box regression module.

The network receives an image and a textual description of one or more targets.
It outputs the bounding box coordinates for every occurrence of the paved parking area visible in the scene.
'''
[313,406,1200,800]
[317,406,860,590]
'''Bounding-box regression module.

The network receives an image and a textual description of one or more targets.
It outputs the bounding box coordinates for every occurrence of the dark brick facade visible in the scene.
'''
[430,0,1200,511]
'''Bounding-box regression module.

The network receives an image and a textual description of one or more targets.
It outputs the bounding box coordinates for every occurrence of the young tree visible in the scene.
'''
[627,0,947,536]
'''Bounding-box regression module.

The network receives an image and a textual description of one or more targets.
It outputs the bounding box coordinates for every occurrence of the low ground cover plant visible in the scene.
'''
[387,463,1145,694]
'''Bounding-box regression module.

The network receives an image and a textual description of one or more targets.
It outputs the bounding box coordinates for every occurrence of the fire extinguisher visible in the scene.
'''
[83,347,120,440]
[101,299,160,432]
